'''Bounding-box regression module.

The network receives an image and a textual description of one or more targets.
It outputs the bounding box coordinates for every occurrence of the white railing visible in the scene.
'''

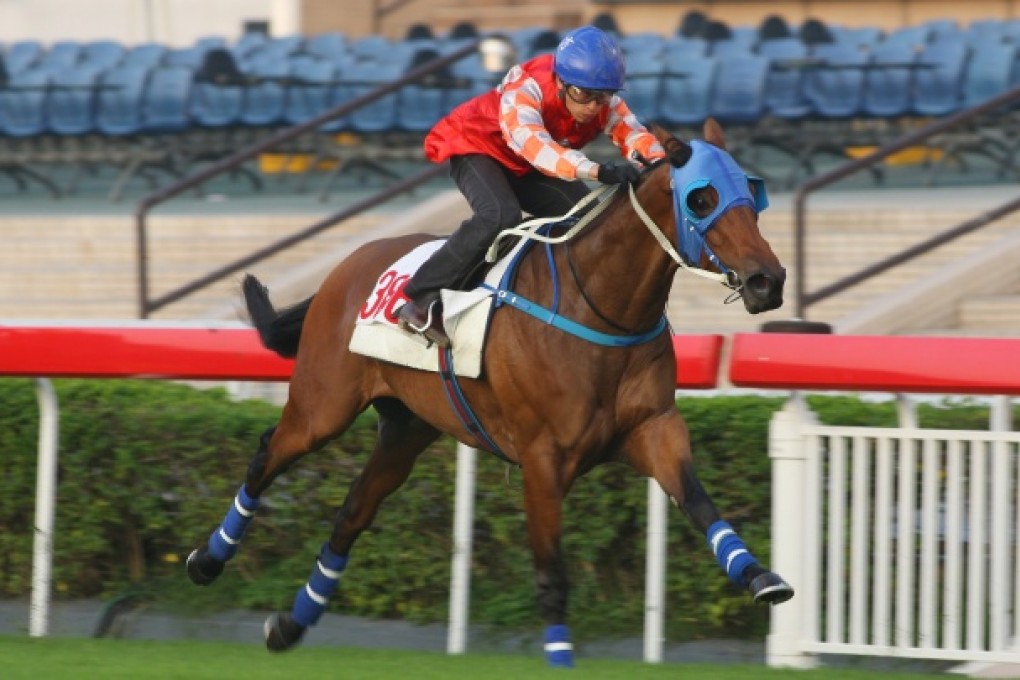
[769,395,1020,667]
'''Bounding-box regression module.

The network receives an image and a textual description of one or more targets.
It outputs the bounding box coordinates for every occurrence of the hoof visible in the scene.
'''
[186,548,224,586]
[749,571,794,605]
[265,612,306,652]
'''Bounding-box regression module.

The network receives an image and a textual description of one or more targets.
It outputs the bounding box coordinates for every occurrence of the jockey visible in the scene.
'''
[397,25,666,348]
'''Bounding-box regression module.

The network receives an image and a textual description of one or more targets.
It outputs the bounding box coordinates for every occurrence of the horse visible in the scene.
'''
[185,119,791,666]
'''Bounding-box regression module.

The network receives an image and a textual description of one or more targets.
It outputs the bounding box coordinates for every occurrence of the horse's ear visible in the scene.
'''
[703,117,726,149]
[649,123,692,168]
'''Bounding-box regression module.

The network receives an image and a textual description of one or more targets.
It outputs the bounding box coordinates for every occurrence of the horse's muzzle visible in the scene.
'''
[741,267,786,314]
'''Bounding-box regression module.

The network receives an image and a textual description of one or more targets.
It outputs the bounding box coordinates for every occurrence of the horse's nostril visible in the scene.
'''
[747,273,772,297]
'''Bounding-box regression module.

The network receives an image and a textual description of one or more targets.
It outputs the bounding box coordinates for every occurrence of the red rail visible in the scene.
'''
[729,333,1020,395]
[7,326,1020,394]
[0,325,725,389]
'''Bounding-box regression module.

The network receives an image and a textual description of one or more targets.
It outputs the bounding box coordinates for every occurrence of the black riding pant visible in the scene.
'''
[404,154,591,300]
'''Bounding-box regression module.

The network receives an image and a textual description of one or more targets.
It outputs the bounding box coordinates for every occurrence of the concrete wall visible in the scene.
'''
[0,0,277,47]
[5,0,1018,47]
[598,0,1020,35]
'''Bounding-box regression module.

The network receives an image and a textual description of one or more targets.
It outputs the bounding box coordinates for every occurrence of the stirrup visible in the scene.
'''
[397,299,451,348]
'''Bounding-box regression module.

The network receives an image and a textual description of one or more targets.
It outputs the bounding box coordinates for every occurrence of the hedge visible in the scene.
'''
[0,379,998,643]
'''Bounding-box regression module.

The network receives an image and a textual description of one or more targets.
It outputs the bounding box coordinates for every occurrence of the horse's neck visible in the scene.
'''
[543,186,677,332]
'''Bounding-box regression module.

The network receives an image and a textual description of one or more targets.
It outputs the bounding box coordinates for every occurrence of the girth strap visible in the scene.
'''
[437,347,514,464]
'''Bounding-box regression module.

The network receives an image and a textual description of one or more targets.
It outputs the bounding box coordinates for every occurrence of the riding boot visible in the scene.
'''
[398,219,505,348]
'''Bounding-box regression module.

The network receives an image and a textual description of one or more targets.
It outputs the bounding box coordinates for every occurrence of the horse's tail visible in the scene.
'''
[242,274,312,359]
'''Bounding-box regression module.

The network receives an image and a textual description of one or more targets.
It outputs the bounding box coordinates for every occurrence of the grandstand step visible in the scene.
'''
[957,295,1020,330]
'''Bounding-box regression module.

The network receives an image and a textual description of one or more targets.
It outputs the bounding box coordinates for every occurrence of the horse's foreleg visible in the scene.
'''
[265,409,440,652]
[624,415,794,605]
[677,467,793,604]
[522,455,575,668]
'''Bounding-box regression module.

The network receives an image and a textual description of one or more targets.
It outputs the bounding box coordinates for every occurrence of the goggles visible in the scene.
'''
[564,84,616,106]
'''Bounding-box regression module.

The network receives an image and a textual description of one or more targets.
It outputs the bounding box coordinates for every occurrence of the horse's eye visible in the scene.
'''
[686,187,718,218]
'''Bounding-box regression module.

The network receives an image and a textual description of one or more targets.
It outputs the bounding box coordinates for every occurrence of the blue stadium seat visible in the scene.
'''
[913,38,970,116]
[802,42,868,118]
[961,41,1019,107]
[625,50,666,124]
[348,61,403,133]
[81,40,126,71]
[662,37,708,58]
[6,40,43,74]
[0,68,50,137]
[48,64,102,135]
[233,32,269,62]
[658,53,717,127]
[163,46,210,69]
[710,55,769,124]
[832,26,883,51]
[123,43,167,70]
[38,40,83,73]
[397,48,447,132]
[240,60,289,127]
[142,65,194,133]
[921,18,961,42]
[96,63,151,136]
[283,56,340,126]
[762,41,814,119]
[443,53,496,113]
[758,37,812,119]
[190,78,244,128]
[862,40,918,118]
[305,33,348,63]
[618,32,666,59]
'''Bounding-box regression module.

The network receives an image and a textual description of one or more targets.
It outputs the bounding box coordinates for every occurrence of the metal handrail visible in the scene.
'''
[793,84,1020,319]
[134,37,494,318]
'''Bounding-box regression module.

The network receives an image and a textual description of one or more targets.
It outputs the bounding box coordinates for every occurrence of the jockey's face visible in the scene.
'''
[557,76,613,124]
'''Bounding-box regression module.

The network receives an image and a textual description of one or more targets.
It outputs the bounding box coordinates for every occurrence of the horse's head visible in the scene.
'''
[645,119,785,314]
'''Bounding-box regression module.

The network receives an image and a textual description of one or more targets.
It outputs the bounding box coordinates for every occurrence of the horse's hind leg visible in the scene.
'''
[264,400,441,652]
[624,414,794,605]
[187,393,362,586]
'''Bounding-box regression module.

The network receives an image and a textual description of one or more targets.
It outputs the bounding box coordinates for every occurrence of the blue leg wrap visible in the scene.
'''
[707,520,758,586]
[291,543,349,628]
[544,624,575,668]
[207,485,260,562]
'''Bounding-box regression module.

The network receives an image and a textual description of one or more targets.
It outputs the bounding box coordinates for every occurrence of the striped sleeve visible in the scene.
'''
[604,98,666,164]
[498,70,598,180]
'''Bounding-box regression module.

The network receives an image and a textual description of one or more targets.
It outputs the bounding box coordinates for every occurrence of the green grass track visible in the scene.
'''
[0,636,947,679]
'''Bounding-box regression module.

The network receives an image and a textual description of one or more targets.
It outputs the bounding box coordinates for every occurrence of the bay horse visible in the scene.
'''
[186,119,791,666]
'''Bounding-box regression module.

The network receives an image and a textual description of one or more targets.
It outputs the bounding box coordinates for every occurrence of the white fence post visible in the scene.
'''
[30,378,59,638]
[447,443,477,654]
[643,479,668,663]
[766,393,818,669]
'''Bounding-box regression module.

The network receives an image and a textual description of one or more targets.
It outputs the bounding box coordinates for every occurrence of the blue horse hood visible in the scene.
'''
[670,141,769,269]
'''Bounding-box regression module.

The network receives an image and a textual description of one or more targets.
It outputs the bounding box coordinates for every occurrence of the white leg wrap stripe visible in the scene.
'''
[234,496,254,517]
[725,548,749,573]
[544,642,573,653]
[317,561,343,580]
[710,528,735,555]
[305,584,328,605]
[218,528,240,545]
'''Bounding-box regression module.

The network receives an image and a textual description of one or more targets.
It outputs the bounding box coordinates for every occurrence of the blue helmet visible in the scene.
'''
[553,26,626,91]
